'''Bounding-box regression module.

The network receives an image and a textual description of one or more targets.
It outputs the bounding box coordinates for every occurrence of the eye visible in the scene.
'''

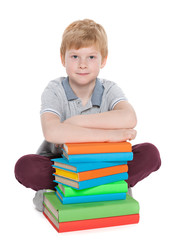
[72,55,78,59]
[89,56,95,59]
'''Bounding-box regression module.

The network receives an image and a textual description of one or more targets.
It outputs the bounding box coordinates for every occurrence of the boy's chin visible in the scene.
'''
[69,75,97,84]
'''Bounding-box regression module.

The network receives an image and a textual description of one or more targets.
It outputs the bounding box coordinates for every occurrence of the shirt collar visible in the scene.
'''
[62,77,78,101]
[62,77,104,107]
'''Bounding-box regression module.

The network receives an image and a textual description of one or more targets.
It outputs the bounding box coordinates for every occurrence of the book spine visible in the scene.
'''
[60,180,128,197]
[59,195,139,222]
[54,172,128,190]
[43,209,139,233]
[55,188,126,204]
[79,172,128,189]
[54,164,128,181]
[66,152,133,163]
[63,142,132,155]
[43,192,140,223]
[53,161,128,173]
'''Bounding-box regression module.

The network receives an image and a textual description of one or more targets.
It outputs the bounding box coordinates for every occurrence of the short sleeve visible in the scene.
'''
[106,82,127,110]
[40,80,63,119]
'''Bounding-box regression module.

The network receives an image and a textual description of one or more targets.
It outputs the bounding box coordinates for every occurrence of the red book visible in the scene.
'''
[43,207,140,233]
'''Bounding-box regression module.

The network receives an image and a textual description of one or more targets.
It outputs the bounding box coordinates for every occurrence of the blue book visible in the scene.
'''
[62,151,133,163]
[51,157,127,173]
[53,172,128,190]
[55,186,126,204]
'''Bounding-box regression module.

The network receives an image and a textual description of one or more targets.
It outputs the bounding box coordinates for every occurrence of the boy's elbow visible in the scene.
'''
[42,122,66,144]
[44,133,52,144]
[41,112,64,144]
[42,127,53,143]
[131,118,137,129]
[130,113,137,128]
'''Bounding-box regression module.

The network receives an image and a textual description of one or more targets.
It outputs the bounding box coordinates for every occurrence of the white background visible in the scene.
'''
[0,0,180,239]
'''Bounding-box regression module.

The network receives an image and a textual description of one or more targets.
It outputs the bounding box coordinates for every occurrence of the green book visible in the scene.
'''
[43,192,139,222]
[58,180,128,197]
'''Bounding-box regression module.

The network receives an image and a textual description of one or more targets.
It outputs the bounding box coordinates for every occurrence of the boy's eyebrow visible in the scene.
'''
[89,52,99,55]
[68,50,99,55]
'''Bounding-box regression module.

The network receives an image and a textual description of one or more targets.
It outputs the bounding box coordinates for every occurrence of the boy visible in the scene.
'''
[15,19,161,211]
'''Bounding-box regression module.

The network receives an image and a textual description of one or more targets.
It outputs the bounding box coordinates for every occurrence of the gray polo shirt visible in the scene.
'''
[37,77,127,157]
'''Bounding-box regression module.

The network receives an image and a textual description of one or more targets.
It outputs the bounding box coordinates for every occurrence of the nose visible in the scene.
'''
[79,59,87,69]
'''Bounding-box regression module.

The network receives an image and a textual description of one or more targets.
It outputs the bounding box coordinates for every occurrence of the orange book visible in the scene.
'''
[55,164,128,181]
[63,141,132,155]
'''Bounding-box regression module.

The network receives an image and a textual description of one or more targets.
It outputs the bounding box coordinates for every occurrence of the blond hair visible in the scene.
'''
[60,19,108,61]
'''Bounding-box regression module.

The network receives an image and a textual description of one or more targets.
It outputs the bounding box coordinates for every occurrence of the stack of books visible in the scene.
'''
[43,142,140,233]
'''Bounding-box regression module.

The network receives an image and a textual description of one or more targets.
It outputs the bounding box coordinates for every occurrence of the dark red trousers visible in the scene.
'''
[14,143,161,191]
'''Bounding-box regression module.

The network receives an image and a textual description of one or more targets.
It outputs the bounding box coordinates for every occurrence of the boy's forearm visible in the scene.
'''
[64,124,106,143]
[41,113,136,144]
[45,123,136,144]
[64,109,137,130]
[42,115,109,144]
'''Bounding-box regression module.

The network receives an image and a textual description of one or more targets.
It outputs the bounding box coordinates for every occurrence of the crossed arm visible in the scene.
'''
[41,101,137,144]
[64,101,137,129]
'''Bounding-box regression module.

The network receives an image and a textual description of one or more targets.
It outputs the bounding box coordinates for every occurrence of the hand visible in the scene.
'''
[107,129,137,142]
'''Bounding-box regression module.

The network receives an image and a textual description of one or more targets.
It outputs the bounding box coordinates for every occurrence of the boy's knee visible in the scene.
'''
[141,142,161,171]
[14,154,55,191]
[14,154,40,188]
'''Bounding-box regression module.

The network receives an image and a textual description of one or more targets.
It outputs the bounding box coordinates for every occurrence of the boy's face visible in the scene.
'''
[61,45,107,86]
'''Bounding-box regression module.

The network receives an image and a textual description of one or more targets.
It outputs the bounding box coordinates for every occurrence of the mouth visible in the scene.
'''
[76,73,89,76]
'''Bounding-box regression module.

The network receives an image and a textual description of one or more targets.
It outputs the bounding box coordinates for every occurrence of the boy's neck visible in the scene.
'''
[68,78,96,106]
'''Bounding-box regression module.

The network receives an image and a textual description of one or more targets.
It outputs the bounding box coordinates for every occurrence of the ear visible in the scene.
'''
[101,56,107,69]
[60,55,65,67]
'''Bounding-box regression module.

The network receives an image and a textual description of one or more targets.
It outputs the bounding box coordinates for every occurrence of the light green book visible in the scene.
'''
[43,192,139,222]
[58,180,128,197]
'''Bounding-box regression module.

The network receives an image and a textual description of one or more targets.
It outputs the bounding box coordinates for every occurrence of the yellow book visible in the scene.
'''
[54,164,128,181]
[55,168,78,180]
